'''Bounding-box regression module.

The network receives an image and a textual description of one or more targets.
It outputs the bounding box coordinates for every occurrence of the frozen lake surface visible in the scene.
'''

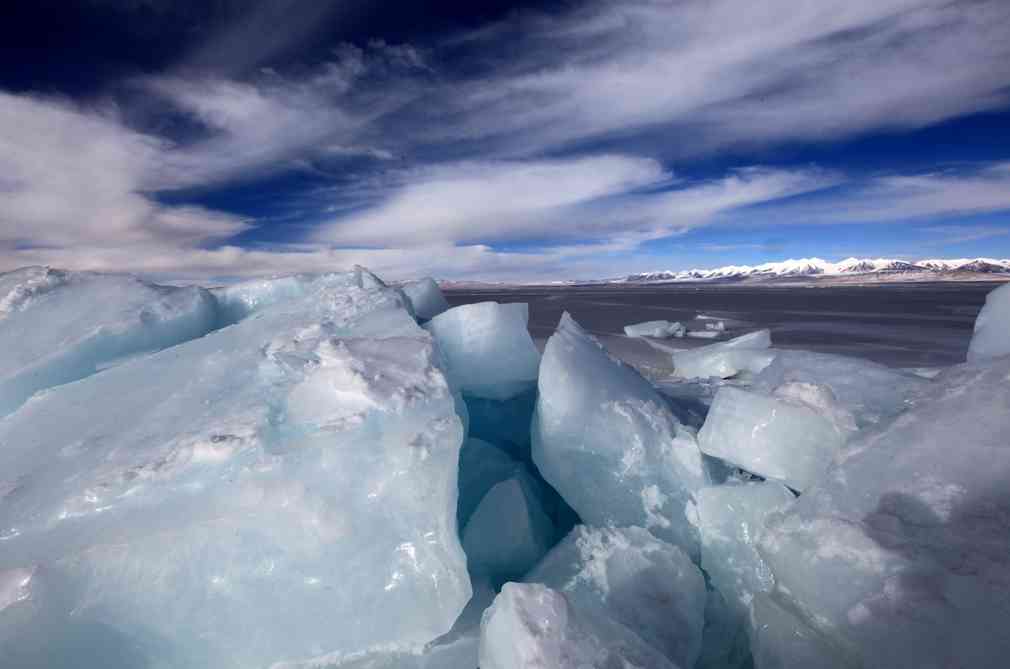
[445,282,998,371]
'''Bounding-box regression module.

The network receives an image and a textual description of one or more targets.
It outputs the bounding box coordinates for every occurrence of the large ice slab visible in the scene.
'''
[532,313,707,559]
[967,282,1010,361]
[698,386,851,491]
[526,525,705,668]
[401,278,450,321]
[695,482,795,619]
[423,301,540,400]
[758,356,1010,668]
[479,583,679,669]
[624,320,686,338]
[462,472,555,584]
[0,266,218,417]
[0,269,471,668]
[673,330,775,379]
[753,349,925,427]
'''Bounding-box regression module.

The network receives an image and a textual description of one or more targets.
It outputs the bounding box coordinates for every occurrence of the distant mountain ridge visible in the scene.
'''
[617,257,1010,283]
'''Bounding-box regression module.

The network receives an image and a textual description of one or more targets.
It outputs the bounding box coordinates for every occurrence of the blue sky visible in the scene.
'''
[3,0,1010,281]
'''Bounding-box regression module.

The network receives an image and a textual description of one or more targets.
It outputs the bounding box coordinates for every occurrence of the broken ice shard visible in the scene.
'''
[758,355,1010,668]
[462,471,555,584]
[673,329,775,379]
[624,319,686,338]
[401,277,451,321]
[423,301,540,400]
[526,525,705,668]
[0,269,470,668]
[967,282,1010,362]
[697,386,851,491]
[0,266,217,417]
[532,312,707,560]
[479,583,679,669]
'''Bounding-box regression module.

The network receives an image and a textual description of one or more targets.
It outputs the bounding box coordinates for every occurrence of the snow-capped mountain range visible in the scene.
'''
[618,257,1010,283]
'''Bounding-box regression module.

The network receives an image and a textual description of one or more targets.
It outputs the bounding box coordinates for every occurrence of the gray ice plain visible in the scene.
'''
[0,269,1008,669]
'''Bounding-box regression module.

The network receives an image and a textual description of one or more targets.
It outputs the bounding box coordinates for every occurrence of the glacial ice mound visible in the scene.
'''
[0,269,470,668]
[0,266,217,417]
[423,301,540,400]
[479,583,680,669]
[526,525,706,668]
[757,354,1010,668]
[532,313,707,559]
[967,281,1010,361]
[624,319,686,338]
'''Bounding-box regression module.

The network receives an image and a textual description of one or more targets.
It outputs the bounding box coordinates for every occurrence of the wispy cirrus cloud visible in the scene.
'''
[3,0,1010,280]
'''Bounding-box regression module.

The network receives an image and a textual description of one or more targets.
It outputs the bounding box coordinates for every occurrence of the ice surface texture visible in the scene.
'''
[479,583,680,669]
[673,330,775,379]
[967,281,1010,361]
[401,278,450,321]
[0,269,470,668]
[526,525,705,668]
[696,482,795,620]
[423,301,540,400]
[532,313,707,560]
[757,355,1010,668]
[0,266,218,416]
[624,320,686,338]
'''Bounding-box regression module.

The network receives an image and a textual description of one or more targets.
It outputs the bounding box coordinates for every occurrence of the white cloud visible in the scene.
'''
[418,0,1010,156]
[0,92,248,250]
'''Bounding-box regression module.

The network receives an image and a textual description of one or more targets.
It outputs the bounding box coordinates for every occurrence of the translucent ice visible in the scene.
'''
[532,313,707,559]
[401,278,450,321]
[624,320,686,338]
[463,388,537,461]
[753,349,925,427]
[0,269,471,668]
[479,583,679,669]
[457,437,522,528]
[758,355,1010,668]
[462,472,555,584]
[0,266,218,416]
[695,482,795,619]
[423,301,540,400]
[748,593,852,669]
[673,330,775,379]
[967,282,1010,361]
[526,525,705,668]
[697,386,850,491]
[705,320,726,332]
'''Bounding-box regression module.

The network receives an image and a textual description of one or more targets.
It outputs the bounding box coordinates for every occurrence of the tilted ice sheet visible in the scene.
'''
[423,302,540,400]
[753,349,925,427]
[749,593,852,669]
[695,482,795,620]
[967,282,1010,362]
[758,355,1010,669]
[526,525,705,669]
[401,278,450,321]
[0,269,471,668]
[673,330,775,379]
[0,266,218,417]
[479,583,680,669]
[532,313,707,560]
[624,320,686,338]
[697,386,850,491]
